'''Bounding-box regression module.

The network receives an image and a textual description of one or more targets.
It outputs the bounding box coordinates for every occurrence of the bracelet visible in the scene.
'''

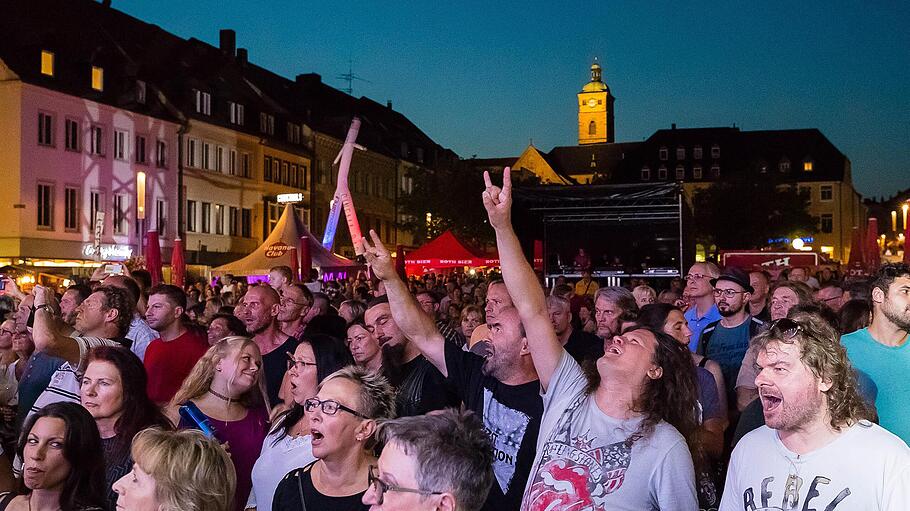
[34,304,50,312]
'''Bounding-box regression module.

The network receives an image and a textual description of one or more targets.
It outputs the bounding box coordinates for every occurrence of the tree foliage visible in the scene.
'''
[691,175,817,254]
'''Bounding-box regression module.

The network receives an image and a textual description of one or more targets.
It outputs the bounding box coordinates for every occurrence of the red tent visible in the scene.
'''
[404,230,498,276]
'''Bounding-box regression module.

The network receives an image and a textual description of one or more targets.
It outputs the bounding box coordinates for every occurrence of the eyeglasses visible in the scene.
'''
[768,318,802,341]
[685,273,707,281]
[286,352,317,371]
[819,294,843,303]
[712,289,746,298]
[280,298,310,308]
[303,398,370,419]
[368,466,443,505]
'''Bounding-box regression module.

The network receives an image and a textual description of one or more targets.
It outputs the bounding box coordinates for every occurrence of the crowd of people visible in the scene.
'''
[0,166,907,510]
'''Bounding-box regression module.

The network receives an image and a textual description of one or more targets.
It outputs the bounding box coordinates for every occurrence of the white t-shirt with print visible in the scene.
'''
[720,422,910,511]
[521,351,697,511]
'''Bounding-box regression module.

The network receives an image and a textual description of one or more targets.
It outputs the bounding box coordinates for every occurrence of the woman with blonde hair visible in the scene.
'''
[272,365,396,511]
[167,336,269,511]
[113,428,236,511]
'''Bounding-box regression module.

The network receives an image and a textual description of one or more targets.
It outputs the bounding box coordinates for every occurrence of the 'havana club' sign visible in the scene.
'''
[264,242,294,258]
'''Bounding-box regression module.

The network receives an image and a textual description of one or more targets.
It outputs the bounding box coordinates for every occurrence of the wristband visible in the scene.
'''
[34,304,50,312]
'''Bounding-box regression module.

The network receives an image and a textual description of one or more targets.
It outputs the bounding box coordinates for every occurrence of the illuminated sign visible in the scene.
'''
[264,242,294,258]
[82,244,133,260]
[277,193,304,203]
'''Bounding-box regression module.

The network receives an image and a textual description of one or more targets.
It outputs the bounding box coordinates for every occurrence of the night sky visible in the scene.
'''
[120,0,909,199]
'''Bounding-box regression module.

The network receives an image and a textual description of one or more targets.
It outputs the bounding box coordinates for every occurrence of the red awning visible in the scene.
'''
[404,230,498,275]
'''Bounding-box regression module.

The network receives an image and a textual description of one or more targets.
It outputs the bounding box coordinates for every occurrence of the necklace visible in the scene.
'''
[207,388,234,402]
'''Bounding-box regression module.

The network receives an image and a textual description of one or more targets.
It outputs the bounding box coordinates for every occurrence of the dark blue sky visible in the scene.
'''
[121,0,909,198]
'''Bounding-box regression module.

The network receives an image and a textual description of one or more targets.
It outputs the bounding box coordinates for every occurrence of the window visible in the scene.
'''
[268,202,280,234]
[156,139,167,168]
[416,147,424,164]
[641,167,651,181]
[711,165,721,178]
[135,135,147,164]
[659,147,668,161]
[264,156,272,181]
[241,153,251,178]
[759,162,769,173]
[41,50,54,76]
[90,125,104,155]
[229,149,237,175]
[65,119,79,151]
[201,203,211,234]
[658,166,668,180]
[91,66,104,91]
[675,165,684,180]
[202,142,212,170]
[821,214,833,234]
[216,146,224,173]
[186,138,198,167]
[156,199,167,237]
[317,160,326,184]
[186,200,197,232]
[676,147,685,160]
[693,165,703,179]
[241,208,252,238]
[779,159,791,172]
[711,145,720,158]
[287,122,301,144]
[214,204,224,235]
[229,207,239,236]
[693,146,703,159]
[282,162,290,186]
[272,159,279,183]
[38,112,54,146]
[90,191,104,230]
[37,183,54,229]
[229,102,245,125]
[194,89,211,115]
[820,185,833,202]
[290,164,298,188]
[260,113,274,135]
[803,161,814,172]
[588,121,596,135]
[113,194,127,235]
[113,130,127,160]
[136,80,146,104]
[303,165,310,190]
[64,186,79,231]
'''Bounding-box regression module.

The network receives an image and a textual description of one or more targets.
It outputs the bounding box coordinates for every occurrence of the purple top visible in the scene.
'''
[178,403,269,511]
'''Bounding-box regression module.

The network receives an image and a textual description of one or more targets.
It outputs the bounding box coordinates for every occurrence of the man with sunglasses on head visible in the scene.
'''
[841,263,910,444]
[697,268,766,406]
[720,311,910,510]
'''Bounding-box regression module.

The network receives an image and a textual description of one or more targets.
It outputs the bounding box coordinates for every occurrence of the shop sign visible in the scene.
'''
[82,244,133,260]
[265,242,294,258]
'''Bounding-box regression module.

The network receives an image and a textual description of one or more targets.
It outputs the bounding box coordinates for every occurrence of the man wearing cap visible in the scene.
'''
[697,267,766,404]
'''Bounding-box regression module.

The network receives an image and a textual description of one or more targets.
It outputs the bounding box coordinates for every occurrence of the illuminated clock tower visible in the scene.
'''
[577,58,614,144]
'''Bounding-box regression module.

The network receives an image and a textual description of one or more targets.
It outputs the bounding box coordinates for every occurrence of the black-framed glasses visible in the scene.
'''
[712,289,746,298]
[286,352,317,371]
[304,398,370,419]
[769,318,802,341]
[368,465,443,505]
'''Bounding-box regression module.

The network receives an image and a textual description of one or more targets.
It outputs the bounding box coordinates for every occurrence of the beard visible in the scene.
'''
[381,343,408,386]
[717,301,744,317]
[881,299,910,331]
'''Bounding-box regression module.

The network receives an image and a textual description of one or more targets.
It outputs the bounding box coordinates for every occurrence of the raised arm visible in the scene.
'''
[32,285,81,365]
[482,168,563,390]
[362,231,448,376]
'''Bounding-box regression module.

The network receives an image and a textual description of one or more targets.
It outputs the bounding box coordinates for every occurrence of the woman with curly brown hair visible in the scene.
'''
[721,311,909,510]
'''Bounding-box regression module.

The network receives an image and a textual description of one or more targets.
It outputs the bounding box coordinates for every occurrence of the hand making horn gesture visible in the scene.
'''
[361,229,398,281]
[482,166,512,229]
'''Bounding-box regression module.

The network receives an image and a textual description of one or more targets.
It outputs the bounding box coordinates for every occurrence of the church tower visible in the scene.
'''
[577,58,614,144]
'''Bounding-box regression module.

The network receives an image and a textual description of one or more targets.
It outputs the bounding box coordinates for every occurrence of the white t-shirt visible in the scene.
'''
[127,314,157,362]
[246,421,315,510]
[521,351,697,511]
[720,422,910,511]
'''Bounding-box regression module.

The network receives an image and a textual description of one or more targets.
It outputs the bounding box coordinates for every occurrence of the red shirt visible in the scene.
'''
[144,329,209,404]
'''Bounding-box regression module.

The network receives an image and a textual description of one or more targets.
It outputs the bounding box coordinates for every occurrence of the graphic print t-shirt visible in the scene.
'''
[720,422,910,511]
[444,342,542,511]
[521,351,697,511]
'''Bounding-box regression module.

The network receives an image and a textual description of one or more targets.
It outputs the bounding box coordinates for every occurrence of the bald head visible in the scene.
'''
[247,284,280,307]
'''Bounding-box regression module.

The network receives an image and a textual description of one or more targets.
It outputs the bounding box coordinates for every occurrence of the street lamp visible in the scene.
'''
[137,171,146,257]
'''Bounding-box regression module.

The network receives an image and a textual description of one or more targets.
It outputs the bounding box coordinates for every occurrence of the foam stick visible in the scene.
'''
[321,117,365,258]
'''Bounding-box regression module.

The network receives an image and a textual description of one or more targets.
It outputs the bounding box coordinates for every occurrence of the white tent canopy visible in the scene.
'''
[213,204,355,276]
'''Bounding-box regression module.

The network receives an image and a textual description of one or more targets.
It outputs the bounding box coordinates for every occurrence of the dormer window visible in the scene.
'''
[229,102,245,125]
[41,51,55,76]
[779,159,791,172]
[91,66,104,91]
[803,160,814,172]
[659,147,668,161]
[260,113,274,135]
[136,81,146,104]
[193,89,211,115]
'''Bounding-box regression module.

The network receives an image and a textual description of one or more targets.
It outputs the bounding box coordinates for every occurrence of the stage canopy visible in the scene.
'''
[213,204,356,276]
[404,230,498,276]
